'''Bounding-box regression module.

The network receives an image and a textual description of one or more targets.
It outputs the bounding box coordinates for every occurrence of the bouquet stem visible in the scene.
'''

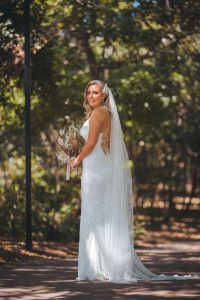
[66,163,71,181]
[66,163,79,181]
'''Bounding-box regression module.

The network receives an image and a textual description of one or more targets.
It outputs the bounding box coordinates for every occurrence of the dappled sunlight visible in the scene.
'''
[1,222,200,299]
[0,240,78,265]
[1,0,200,298]
[0,256,200,299]
[135,215,200,245]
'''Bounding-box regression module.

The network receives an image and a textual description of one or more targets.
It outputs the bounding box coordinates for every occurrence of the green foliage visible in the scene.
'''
[0,0,200,240]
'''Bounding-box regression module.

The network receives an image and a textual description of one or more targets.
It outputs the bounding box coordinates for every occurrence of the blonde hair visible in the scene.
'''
[83,80,110,119]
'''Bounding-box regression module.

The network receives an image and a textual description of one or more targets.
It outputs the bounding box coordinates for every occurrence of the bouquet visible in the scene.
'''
[56,122,85,180]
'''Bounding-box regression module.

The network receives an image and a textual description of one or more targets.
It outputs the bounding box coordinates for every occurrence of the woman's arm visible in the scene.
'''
[70,108,103,167]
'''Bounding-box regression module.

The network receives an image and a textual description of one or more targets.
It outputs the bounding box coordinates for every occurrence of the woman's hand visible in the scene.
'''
[69,157,81,168]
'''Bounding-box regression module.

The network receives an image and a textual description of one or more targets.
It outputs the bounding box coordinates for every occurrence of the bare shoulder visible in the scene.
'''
[100,105,111,116]
[91,106,110,118]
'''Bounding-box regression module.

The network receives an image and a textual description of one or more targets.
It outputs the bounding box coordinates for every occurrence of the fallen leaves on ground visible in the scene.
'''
[1,215,200,266]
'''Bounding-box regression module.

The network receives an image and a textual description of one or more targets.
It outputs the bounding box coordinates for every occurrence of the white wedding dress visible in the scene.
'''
[77,88,199,283]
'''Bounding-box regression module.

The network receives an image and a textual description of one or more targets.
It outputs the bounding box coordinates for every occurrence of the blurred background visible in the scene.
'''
[0,0,200,244]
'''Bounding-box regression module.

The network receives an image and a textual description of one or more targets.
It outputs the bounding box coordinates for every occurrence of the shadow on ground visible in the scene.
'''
[0,243,200,300]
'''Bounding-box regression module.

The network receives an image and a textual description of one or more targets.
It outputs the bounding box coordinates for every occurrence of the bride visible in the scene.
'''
[70,80,199,283]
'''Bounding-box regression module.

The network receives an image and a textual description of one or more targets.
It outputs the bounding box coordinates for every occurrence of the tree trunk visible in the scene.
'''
[182,166,198,215]
[164,185,176,222]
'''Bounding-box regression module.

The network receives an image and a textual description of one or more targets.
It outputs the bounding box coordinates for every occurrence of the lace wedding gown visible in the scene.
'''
[77,89,199,283]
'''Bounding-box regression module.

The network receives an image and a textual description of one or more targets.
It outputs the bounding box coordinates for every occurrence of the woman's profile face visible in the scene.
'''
[86,84,103,109]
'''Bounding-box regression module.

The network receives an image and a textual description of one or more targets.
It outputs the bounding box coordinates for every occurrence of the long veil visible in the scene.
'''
[106,87,199,282]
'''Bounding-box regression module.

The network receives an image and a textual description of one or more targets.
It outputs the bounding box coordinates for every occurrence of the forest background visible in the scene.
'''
[0,0,200,243]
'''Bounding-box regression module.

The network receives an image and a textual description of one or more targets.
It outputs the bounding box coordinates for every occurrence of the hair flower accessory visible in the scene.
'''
[102,83,109,95]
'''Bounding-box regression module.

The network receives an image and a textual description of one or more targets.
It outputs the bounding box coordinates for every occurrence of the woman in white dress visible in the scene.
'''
[70,80,199,283]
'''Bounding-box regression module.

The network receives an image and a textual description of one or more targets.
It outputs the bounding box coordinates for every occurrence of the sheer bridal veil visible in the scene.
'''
[106,86,199,282]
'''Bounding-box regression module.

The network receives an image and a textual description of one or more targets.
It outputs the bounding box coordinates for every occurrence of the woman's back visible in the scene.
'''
[96,106,111,154]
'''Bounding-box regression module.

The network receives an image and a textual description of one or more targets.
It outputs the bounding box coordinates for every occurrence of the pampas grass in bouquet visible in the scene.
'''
[56,121,85,180]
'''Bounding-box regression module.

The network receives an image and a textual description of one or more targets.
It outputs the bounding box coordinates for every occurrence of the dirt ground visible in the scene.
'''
[0,219,200,300]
